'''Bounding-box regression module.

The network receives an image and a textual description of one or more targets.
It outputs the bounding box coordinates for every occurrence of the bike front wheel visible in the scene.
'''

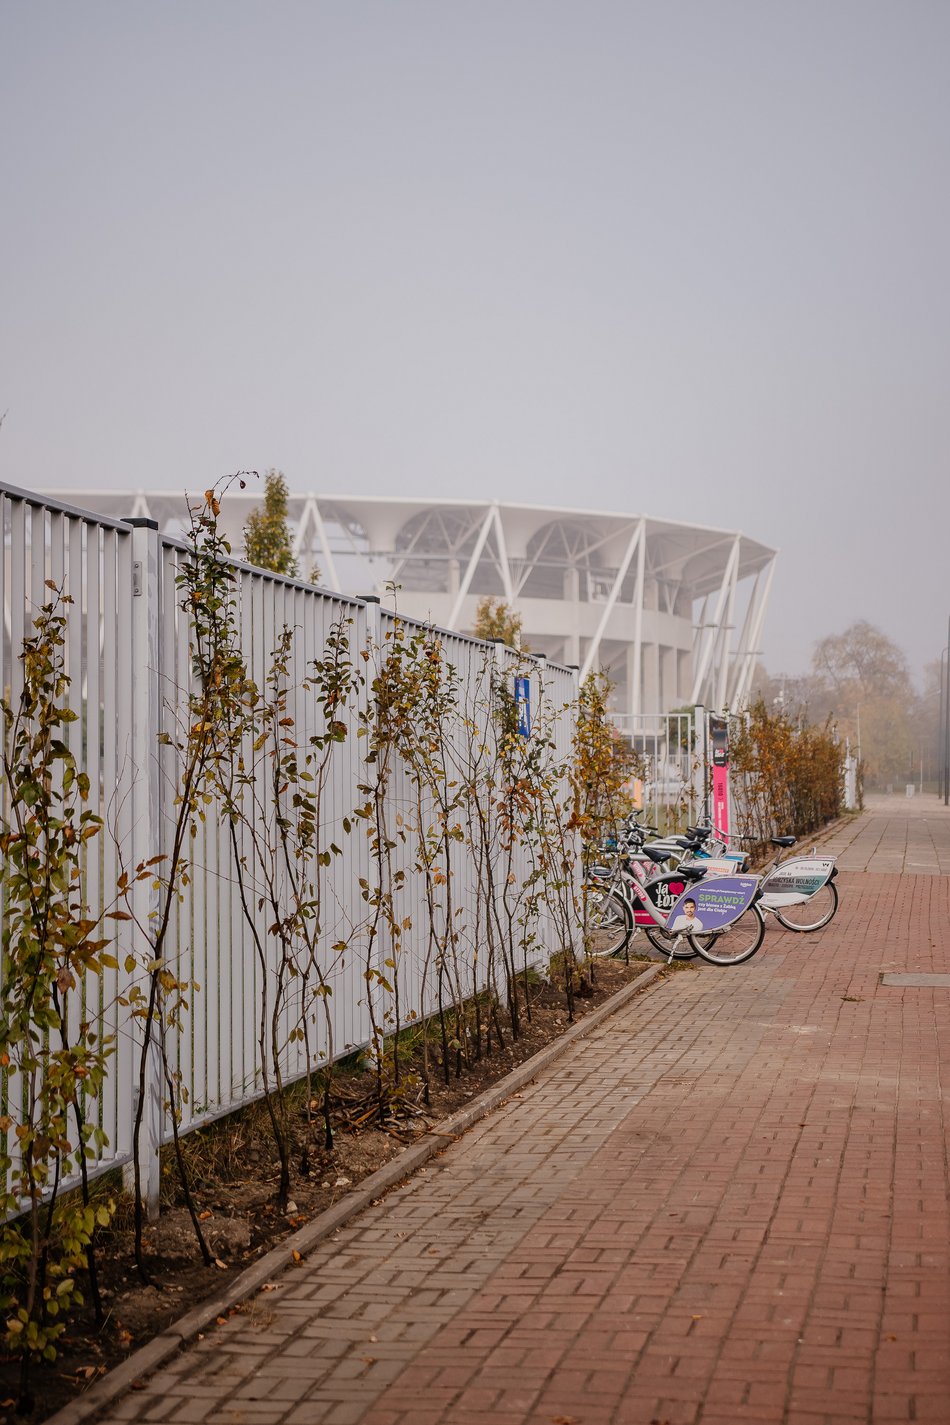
[689,906,765,966]
[773,881,839,932]
[584,886,632,957]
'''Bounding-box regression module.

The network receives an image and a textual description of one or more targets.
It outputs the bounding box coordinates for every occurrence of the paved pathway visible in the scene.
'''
[817,793,950,876]
[94,800,950,1425]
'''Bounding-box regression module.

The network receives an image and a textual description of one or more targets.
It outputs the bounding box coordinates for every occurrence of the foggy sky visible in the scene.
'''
[2,1,948,681]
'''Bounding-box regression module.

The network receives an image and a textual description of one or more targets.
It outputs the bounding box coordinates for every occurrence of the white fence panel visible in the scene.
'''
[1,482,581,1210]
[154,537,373,1141]
[0,486,138,1184]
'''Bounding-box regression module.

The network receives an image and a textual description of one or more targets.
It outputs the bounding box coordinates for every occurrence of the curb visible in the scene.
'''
[804,811,862,845]
[45,961,666,1425]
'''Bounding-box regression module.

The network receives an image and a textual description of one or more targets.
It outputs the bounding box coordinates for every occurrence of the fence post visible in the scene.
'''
[360,596,387,1061]
[125,519,163,1216]
[565,659,582,959]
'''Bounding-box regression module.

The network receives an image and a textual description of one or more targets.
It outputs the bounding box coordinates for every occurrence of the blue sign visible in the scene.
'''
[515,676,531,737]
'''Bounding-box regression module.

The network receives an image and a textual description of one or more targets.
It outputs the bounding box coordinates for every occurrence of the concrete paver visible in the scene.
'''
[818,793,950,876]
[86,798,950,1425]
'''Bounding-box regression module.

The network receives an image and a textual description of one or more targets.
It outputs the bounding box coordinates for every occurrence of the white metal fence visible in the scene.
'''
[610,710,705,829]
[0,483,578,1206]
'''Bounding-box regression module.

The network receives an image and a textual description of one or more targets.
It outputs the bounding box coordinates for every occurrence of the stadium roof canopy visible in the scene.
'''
[56,490,777,724]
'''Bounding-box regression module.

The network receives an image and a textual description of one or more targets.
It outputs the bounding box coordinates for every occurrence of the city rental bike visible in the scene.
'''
[684,830,840,933]
[584,832,766,966]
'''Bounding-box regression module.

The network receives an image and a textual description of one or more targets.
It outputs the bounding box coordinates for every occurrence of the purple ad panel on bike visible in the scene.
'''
[666,876,760,935]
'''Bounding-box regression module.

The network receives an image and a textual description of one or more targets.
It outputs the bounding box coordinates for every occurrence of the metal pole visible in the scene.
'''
[939,648,946,800]
[127,519,163,1215]
[945,617,950,805]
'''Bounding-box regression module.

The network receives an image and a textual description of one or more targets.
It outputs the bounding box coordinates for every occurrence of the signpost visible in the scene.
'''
[515,675,531,738]
[708,712,730,840]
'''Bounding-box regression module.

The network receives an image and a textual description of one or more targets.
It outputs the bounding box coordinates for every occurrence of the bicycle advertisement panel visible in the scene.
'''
[633,870,686,927]
[666,876,760,934]
[759,856,835,908]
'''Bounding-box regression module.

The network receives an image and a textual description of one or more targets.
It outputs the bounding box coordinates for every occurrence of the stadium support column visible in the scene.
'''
[690,535,741,706]
[642,640,660,716]
[730,556,777,709]
[564,565,581,667]
[447,504,496,629]
[294,497,340,591]
[580,518,644,683]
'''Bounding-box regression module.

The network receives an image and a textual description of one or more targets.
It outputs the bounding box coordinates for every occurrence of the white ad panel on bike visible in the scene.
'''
[760,857,835,909]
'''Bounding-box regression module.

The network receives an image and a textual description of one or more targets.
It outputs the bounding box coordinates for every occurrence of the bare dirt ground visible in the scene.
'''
[2,953,678,1423]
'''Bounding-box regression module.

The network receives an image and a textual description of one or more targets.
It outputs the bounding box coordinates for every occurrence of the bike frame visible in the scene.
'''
[587,853,682,931]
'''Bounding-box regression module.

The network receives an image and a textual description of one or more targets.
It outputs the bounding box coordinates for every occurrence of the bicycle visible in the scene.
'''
[585,819,702,957]
[584,827,766,966]
[683,828,839,932]
[757,836,839,931]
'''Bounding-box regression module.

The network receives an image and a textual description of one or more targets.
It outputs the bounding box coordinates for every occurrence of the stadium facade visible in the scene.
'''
[62,491,776,724]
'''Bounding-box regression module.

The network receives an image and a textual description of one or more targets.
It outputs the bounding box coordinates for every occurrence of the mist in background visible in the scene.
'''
[2,1,948,681]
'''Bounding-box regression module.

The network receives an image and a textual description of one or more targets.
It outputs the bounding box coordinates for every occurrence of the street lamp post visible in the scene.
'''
[940,647,947,800]
[945,615,950,806]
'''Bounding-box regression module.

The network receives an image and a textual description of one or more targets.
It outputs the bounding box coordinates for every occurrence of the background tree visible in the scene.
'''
[472,597,525,649]
[754,622,926,790]
[573,670,642,849]
[243,469,298,577]
[809,621,917,788]
[917,658,945,785]
[812,621,911,701]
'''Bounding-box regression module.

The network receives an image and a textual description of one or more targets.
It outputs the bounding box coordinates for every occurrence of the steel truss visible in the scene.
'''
[46,490,777,723]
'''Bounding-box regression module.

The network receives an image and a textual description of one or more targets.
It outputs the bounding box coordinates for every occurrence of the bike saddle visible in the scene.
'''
[641,840,680,857]
[771,835,796,848]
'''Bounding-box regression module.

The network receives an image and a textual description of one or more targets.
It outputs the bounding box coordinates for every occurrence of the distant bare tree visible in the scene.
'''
[809,622,917,788]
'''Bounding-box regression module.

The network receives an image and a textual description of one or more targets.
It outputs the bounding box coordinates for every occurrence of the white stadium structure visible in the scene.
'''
[63,491,777,725]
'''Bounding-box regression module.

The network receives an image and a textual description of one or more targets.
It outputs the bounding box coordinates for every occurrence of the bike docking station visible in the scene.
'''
[584,704,842,969]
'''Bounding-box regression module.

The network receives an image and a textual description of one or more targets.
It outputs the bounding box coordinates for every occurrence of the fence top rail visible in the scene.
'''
[158,530,370,609]
[495,644,576,678]
[377,607,575,676]
[0,480,135,533]
[7,481,574,677]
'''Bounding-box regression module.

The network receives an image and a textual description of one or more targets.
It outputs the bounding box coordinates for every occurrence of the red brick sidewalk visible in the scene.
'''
[89,821,950,1424]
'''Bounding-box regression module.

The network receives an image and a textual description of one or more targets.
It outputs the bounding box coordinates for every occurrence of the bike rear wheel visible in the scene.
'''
[584,886,632,957]
[773,881,838,932]
[643,924,698,959]
[689,906,765,966]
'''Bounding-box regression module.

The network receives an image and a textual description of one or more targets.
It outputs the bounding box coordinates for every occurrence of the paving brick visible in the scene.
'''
[79,804,950,1425]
